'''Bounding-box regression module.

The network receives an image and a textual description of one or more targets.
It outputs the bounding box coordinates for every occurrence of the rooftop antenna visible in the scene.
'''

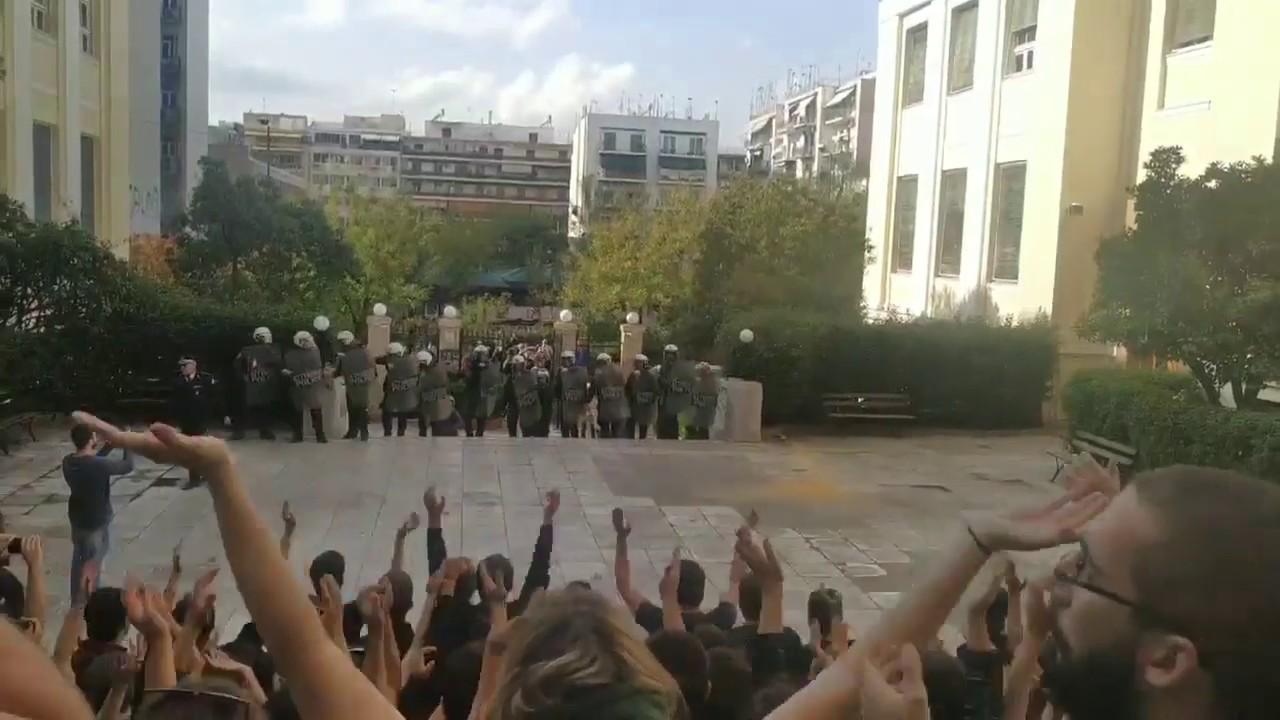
[391,88,398,112]
[431,109,445,122]
[714,99,719,120]
[686,97,693,119]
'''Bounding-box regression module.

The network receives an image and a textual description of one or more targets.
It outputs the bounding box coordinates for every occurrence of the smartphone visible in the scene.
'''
[5,537,20,555]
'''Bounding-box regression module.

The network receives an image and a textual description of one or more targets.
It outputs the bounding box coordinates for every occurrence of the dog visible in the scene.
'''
[577,397,599,439]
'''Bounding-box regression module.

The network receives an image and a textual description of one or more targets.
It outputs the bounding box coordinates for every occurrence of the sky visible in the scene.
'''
[209,0,879,148]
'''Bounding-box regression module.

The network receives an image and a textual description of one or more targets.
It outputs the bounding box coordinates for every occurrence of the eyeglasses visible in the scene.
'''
[1052,550,1190,638]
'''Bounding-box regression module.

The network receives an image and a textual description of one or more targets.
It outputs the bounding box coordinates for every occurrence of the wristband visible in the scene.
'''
[966,525,994,557]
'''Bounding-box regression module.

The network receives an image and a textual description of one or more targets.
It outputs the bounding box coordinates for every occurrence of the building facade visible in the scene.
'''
[746,73,876,182]
[158,0,208,233]
[402,120,570,217]
[864,0,1280,383]
[241,112,310,193]
[0,0,205,255]
[309,114,405,198]
[569,112,720,239]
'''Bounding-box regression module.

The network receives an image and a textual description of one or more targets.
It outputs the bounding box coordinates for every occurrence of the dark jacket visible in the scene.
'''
[62,447,133,530]
[172,371,217,434]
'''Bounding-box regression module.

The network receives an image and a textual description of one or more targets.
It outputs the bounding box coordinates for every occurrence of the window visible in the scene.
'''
[989,162,1027,281]
[33,124,54,222]
[494,148,504,159]
[32,0,53,34]
[81,135,97,233]
[162,91,177,109]
[441,128,452,139]
[949,4,978,93]
[529,132,539,144]
[478,145,489,155]
[934,169,967,277]
[162,141,176,158]
[526,149,536,159]
[80,0,95,55]
[902,23,928,106]
[1005,0,1038,75]
[603,131,617,151]
[162,35,177,60]
[1170,0,1215,49]
[892,175,919,273]
[558,149,569,160]
[690,136,705,156]
[661,134,677,154]
[630,133,646,153]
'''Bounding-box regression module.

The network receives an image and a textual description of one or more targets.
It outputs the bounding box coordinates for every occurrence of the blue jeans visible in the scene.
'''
[70,525,110,600]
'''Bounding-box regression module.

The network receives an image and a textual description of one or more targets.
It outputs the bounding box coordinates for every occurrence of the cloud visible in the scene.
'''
[289,0,348,27]
[371,0,571,48]
[214,63,323,97]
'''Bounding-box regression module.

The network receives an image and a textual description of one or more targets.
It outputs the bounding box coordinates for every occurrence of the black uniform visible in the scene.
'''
[172,370,216,486]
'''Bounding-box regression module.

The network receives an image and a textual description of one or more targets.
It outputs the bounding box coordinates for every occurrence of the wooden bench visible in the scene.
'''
[1048,430,1137,484]
[0,397,41,456]
[822,392,916,421]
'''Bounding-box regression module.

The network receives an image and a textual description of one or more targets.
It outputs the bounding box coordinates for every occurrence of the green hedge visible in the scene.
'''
[717,309,1056,428]
[1,206,313,413]
[1063,368,1280,480]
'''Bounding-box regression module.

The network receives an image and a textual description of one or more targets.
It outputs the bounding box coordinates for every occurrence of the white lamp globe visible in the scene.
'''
[626,311,641,325]
[559,309,574,323]
[443,305,460,319]
[739,328,755,344]
[313,315,331,332]
[372,303,388,317]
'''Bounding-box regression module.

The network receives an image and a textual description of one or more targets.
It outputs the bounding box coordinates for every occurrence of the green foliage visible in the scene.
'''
[178,158,350,310]
[1063,369,1280,480]
[0,198,310,410]
[565,176,868,354]
[719,308,1055,427]
[1082,147,1280,407]
[332,192,439,328]
[459,294,512,333]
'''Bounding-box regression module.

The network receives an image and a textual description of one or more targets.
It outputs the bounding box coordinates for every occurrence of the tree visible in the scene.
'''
[332,192,440,330]
[177,158,349,310]
[1082,147,1280,406]
[564,176,868,353]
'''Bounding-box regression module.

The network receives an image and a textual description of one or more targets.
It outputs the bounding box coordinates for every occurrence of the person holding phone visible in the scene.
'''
[62,424,133,599]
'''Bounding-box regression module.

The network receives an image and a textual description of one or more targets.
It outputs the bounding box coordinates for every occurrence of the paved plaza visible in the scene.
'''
[1,424,1063,643]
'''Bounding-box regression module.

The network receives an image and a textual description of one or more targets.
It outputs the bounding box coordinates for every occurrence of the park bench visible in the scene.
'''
[821,392,916,421]
[1047,430,1137,484]
[0,393,42,456]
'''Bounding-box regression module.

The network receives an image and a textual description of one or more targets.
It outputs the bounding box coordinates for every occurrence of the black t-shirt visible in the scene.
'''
[634,600,737,635]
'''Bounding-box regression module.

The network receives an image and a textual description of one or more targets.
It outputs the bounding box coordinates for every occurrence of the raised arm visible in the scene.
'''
[424,486,448,575]
[71,412,402,720]
[612,508,647,612]
[280,502,297,560]
[1004,578,1053,720]
[768,490,1108,720]
[659,549,684,631]
[20,536,47,638]
[512,490,558,615]
[469,564,510,720]
[392,511,420,574]
[97,447,134,476]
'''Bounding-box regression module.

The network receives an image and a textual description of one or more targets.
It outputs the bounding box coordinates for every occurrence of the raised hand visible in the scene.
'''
[171,539,184,577]
[423,486,446,520]
[282,501,297,533]
[966,491,1109,553]
[19,535,43,567]
[611,508,631,539]
[859,644,930,720]
[729,549,748,584]
[659,548,682,602]
[71,411,232,475]
[398,512,421,538]
[747,508,760,530]
[191,568,219,616]
[478,562,508,606]
[543,490,562,524]
[735,526,783,587]
[1064,454,1122,499]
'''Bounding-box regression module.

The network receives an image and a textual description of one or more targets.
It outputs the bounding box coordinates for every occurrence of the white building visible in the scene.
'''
[746,73,876,182]
[864,0,1280,386]
[308,114,405,198]
[569,112,720,239]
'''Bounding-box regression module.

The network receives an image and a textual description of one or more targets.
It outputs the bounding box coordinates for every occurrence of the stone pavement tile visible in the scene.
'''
[812,540,874,565]
[790,562,844,580]
[839,563,887,579]
[867,592,901,609]
[863,546,911,564]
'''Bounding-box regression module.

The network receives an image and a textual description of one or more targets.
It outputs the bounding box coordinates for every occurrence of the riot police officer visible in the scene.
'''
[502,355,544,438]
[417,351,454,437]
[282,331,327,444]
[460,345,495,437]
[380,342,419,437]
[554,351,588,438]
[334,330,374,441]
[656,344,694,440]
[232,327,281,440]
[686,362,720,440]
[626,354,658,440]
[590,353,629,439]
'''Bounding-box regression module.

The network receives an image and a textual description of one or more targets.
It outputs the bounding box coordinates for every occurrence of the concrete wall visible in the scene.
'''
[129,0,162,237]
[183,0,210,209]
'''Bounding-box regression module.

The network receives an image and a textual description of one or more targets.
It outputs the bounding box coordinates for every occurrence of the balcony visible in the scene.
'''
[161,105,182,127]
[161,55,183,84]
[599,153,647,181]
[162,2,183,24]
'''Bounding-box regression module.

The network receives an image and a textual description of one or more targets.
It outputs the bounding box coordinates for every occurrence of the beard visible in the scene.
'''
[1041,630,1143,720]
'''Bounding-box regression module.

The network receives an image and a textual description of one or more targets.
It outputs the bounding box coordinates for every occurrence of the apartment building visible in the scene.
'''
[309,114,405,198]
[402,120,570,217]
[157,0,209,233]
[746,73,876,182]
[241,112,310,193]
[0,0,206,255]
[864,0,1280,383]
[568,112,720,239]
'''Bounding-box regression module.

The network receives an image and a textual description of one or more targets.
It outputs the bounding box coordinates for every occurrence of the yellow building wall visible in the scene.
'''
[1139,0,1280,175]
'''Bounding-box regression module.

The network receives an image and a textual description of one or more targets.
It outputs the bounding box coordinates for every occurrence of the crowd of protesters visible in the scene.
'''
[0,413,1277,720]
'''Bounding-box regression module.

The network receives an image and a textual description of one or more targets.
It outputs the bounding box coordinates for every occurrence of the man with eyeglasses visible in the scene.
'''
[767,459,1280,720]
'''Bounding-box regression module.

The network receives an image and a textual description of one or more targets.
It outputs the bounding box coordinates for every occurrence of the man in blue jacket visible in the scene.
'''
[62,424,133,599]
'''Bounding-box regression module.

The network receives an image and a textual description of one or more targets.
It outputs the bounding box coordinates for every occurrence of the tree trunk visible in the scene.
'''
[1188,361,1222,406]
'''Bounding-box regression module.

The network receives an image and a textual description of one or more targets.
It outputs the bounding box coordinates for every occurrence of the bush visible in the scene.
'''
[1063,368,1280,480]
[0,204,313,413]
[718,309,1056,428]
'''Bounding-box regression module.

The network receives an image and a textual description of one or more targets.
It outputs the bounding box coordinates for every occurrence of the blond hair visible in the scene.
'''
[487,589,685,720]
